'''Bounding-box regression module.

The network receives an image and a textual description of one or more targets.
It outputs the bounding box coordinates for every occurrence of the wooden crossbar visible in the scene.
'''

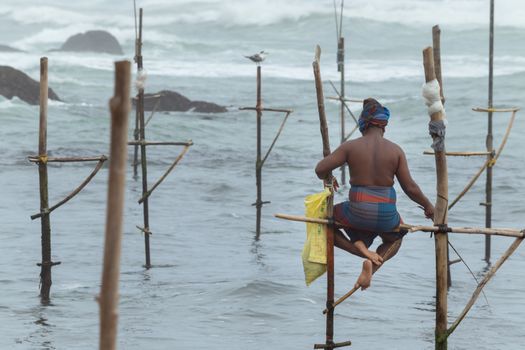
[472,107,520,113]
[423,151,491,157]
[28,155,107,163]
[326,96,364,103]
[274,213,524,238]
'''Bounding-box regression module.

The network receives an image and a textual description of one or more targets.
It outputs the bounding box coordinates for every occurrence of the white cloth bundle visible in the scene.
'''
[422,79,446,119]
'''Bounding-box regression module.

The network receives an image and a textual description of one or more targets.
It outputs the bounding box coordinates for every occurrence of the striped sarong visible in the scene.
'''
[334,185,404,247]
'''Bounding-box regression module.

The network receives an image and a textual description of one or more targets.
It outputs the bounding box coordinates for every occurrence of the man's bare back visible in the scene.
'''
[316,127,432,213]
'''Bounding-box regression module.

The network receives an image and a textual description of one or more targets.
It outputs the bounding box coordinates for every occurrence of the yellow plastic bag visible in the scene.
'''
[302,188,331,286]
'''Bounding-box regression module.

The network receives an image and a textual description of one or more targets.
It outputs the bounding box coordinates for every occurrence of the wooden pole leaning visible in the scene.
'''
[99,60,131,350]
[239,66,293,240]
[447,108,517,210]
[312,45,351,350]
[32,58,107,303]
[423,46,449,350]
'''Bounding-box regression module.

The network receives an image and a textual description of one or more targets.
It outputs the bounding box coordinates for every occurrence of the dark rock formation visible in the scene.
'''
[189,100,228,113]
[58,30,123,55]
[0,66,61,105]
[0,44,23,52]
[138,90,227,113]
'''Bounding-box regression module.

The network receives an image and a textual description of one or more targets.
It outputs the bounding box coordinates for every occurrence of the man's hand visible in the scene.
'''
[324,176,339,192]
[424,204,435,220]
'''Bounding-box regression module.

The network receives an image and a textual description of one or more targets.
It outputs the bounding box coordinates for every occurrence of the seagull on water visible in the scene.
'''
[245,51,268,65]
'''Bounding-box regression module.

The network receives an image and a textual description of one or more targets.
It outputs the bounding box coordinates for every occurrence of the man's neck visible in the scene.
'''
[364,127,384,138]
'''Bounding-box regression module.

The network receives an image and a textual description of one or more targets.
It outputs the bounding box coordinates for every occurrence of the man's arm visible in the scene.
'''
[315,144,348,180]
[395,148,434,219]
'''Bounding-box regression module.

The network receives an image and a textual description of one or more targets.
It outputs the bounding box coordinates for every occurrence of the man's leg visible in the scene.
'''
[374,235,403,273]
[355,237,403,290]
[334,229,382,264]
[334,229,365,257]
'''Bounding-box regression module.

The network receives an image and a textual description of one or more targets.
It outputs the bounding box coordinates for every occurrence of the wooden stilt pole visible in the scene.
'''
[37,57,54,304]
[32,58,105,302]
[423,47,449,350]
[338,37,346,186]
[485,0,495,263]
[134,8,151,268]
[99,60,131,350]
[314,44,335,350]
[241,69,291,240]
[313,45,351,350]
[255,65,263,240]
[432,25,453,289]
[132,8,143,179]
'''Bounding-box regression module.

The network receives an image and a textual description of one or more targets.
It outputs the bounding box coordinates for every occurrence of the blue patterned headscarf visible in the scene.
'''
[358,98,390,133]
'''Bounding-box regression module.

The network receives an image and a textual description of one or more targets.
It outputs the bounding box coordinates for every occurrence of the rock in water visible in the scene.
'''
[0,66,61,105]
[189,100,228,113]
[139,90,227,113]
[59,30,123,55]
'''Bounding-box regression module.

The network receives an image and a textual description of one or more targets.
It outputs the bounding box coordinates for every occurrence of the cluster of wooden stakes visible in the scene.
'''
[275,25,523,350]
[31,55,192,348]
[26,7,523,350]
[30,5,193,308]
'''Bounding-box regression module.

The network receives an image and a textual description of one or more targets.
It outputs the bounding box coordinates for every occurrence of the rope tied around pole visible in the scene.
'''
[38,155,48,164]
[135,69,147,91]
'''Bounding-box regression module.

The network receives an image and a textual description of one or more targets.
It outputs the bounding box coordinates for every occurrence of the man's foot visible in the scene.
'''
[364,250,383,266]
[355,260,373,290]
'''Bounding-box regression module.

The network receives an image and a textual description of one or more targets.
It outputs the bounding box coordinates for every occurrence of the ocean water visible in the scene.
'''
[0,1,524,349]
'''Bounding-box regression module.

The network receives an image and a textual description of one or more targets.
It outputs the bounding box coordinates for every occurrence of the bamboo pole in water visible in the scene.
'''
[37,57,55,303]
[423,47,449,350]
[134,8,152,268]
[99,60,131,350]
[485,0,495,263]
[132,8,143,178]
[255,65,263,239]
[240,68,291,240]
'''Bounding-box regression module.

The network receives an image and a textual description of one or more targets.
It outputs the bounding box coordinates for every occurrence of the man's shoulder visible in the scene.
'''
[382,138,404,154]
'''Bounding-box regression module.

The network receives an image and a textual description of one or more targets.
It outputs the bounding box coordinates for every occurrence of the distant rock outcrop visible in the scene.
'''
[57,30,123,55]
[138,90,227,113]
[0,66,61,105]
[0,44,23,52]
